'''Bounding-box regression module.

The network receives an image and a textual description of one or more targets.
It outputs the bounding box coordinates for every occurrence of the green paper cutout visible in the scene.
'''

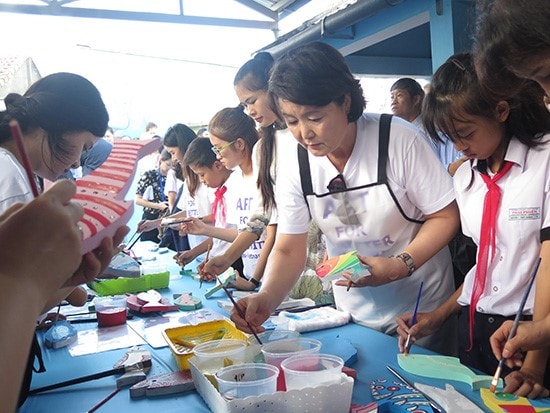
[397,354,503,390]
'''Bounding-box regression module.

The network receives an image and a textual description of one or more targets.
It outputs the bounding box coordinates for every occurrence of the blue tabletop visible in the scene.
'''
[20,243,493,412]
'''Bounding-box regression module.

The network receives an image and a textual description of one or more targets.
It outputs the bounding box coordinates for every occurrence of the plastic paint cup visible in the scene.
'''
[193,339,247,367]
[247,330,300,346]
[95,295,127,327]
[260,337,321,391]
[215,363,279,400]
[281,353,344,391]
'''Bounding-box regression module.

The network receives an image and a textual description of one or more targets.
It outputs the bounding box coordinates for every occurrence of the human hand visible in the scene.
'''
[67,224,129,287]
[228,276,257,291]
[184,217,207,235]
[0,180,83,302]
[504,367,549,398]
[158,202,169,211]
[334,255,407,288]
[200,255,232,281]
[229,292,272,334]
[176,250,197,267]
[490,320,550,368]
[395,311,445,353]
[138,219,158,233]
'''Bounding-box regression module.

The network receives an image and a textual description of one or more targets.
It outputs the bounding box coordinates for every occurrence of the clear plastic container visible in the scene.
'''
[94,295,127,327]
[260,337,321,391]
[215,363,279,400]
[193,339,247,373]
[281,353,344,390]
[247,330,300,346]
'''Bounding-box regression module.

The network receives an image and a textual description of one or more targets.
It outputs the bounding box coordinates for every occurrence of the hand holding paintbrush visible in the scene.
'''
[199,243,212,289]
[489,257,541,392]
[403,281,423,355]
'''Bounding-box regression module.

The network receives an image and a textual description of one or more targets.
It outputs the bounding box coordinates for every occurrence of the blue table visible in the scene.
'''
[20,245,489,412]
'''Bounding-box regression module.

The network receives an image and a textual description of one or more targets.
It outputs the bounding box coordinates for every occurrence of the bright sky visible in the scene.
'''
[0,0,422,136]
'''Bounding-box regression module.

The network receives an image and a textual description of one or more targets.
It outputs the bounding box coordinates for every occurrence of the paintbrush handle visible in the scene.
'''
[29,366,124,394]
[220,283,263,345]
[9,120,39,198]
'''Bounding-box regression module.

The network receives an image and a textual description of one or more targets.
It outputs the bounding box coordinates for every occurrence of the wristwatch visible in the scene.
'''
[249,278,260,288]
[395,252,416,277]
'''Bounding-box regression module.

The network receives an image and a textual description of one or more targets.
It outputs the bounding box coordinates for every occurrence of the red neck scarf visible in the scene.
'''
[468,160,513,350]
[211,185,227,227]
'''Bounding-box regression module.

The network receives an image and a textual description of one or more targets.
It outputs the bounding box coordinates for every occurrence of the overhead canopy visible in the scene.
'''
[0,56,41,99]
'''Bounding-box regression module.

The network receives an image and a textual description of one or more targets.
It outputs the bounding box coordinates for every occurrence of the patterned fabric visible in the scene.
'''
[136,169,166,216]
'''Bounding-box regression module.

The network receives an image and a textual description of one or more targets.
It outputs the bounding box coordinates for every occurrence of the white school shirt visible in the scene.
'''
[225,168,262,278]
[176,182,214,249]
[0,148,33,213]
[456,135,550,316]
[250,128,294,226]
[209,172,239,259]
[164,168,183,200]
[275,113,456,334]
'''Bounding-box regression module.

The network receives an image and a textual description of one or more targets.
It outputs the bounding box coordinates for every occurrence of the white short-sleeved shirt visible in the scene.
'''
[225,169,262,277]
[164,168,183,199]
[176,182,214,249]
[209,172,239,258]
[0,148,33,213]
[276,113,455,236]
[275,113,456,334]
[250,128,294,226]
[456,135,550,316]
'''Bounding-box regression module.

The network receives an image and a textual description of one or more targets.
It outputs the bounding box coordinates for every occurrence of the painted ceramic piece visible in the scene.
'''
[480,388,550,412]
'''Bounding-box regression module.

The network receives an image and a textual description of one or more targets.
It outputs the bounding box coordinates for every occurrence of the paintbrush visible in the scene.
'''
[9,120,39,198]
[490,256,541,392]
[29,360,152,395]
[215,274,263,345]
[404,281,424,355]
[386,365,444,413]
[199,243,212,289]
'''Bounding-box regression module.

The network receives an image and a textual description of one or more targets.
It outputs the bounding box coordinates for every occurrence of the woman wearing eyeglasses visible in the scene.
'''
[229,42,459,355]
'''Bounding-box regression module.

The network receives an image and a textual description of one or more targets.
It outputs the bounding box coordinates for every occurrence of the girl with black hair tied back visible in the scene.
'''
[397,51,550,398]
[0,72,128,407]
[201,52,296,290]
[229,42,459,356]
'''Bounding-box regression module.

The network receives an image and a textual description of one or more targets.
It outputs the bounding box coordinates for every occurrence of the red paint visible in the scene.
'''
[97,307,127,327]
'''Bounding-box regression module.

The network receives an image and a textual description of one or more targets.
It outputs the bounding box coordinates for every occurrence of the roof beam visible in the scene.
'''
[234,0,278,20]
[0,2,277,30]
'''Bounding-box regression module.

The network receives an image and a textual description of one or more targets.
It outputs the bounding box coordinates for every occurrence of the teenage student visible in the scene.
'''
[472,0,550,373]
[201,52,293,290]
[229,41,459,355]
[183,106,260,279]
[396,52,550,398]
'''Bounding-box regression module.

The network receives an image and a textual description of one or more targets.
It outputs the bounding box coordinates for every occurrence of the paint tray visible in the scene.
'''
[163,319,248,370]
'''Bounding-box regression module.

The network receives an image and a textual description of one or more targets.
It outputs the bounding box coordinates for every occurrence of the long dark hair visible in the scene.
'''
[0,72,109,173]
[234,52,281,212]
[269,41,365,123]
[473,0,550,98]
[163,123,199,196]
[423,52,550,149]
[208,106,258,152]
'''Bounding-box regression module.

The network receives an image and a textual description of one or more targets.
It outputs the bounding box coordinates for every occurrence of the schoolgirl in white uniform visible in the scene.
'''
[398,52,550,397]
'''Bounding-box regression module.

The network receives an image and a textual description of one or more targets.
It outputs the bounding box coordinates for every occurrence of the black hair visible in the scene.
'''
[183,137,218,169]
[474,0,550,98]
[423,52,550,149]
[390,78,425,99]
[163,123,199,196]
[269,41,365,123]
[234,52,280,212]
[208,106,258,152]
[0,72,109,172]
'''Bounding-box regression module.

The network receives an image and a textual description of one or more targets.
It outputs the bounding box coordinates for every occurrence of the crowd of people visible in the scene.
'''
[1,0,550,411]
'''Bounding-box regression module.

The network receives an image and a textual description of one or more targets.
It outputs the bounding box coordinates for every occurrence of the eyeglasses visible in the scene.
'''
[327,174,347,192]
[211,140,236,156]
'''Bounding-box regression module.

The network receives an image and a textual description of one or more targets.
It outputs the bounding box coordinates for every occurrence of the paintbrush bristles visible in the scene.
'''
[490,362,503,393]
